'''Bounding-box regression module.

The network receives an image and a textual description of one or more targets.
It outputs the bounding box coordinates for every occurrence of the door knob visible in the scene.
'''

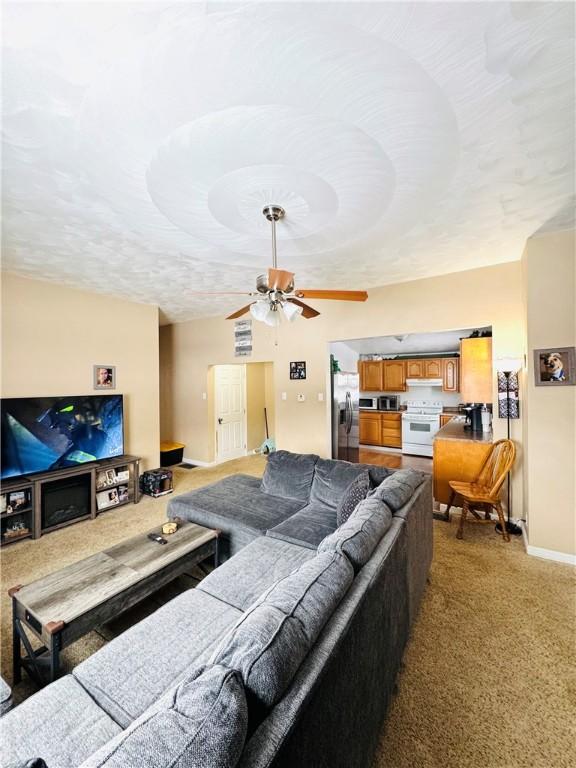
[218,418,223,424]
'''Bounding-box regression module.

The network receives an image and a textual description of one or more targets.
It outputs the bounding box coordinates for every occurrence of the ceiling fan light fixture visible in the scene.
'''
[250,300,271,323]
[283,300,302,322]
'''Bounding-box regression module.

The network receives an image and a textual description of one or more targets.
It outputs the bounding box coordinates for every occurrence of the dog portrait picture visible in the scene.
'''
[534,347,576,386]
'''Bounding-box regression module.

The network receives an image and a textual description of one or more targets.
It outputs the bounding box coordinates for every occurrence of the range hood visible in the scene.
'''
[406,378,443,387]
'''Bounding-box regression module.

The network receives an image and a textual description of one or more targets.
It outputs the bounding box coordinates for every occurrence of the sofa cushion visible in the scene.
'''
[74,589,242,728]
[168,474,305,556]
[310,459,390,510]
[210,551,353,716]
[336,470,370,526]
[266,503,337,550]
[370,469,426,512]
[198,536,315,611]
[260,451,319,502]
[78,666,247,768]
[318,496,393,572]
[0,676,122,768]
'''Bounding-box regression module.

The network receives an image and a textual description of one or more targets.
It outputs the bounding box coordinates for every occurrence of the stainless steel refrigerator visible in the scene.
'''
[331,368,360,463]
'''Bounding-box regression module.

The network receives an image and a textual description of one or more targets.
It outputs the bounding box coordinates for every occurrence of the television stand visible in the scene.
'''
[0,455,141,547]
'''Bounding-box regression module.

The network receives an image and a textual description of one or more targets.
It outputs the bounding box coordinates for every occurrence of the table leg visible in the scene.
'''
[12,599,21,685]
[214,538,220,569]
[49,633,61,682]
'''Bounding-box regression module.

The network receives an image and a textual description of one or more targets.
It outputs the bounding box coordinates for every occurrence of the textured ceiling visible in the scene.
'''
[2,1,574,322]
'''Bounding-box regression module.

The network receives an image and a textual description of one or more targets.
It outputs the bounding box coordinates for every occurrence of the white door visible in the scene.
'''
[214,365,246,462]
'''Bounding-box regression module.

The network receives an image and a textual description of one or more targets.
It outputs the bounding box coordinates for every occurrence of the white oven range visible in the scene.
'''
[401,400,443,458]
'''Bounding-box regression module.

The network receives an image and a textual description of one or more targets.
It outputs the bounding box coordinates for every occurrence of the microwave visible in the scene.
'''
[359,397,379,410]
[379,395,399,411]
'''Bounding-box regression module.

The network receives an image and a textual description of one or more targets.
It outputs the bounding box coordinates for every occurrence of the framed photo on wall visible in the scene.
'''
[94,365,116,390]
[290,361,306,380]
[533,347,575,386]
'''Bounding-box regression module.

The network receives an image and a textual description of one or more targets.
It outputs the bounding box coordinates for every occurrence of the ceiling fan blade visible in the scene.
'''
[226,303,255,319]
[294,289,368,302]
[287,298,321,319]
[268,268,295,292]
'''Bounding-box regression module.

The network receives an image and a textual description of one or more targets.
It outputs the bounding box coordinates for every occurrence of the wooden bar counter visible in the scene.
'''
[433,417,492,519]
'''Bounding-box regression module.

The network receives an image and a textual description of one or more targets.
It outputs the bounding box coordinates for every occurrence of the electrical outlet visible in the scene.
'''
[202,392,207,401]
[297,393,306,402]
[281,392,287,401]
[318,392,324,402]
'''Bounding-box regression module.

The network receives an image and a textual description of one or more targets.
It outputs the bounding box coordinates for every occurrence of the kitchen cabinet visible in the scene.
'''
[424,359,442,378]
[383,360,406,392]
[359,412,402,448]
[380,412,402,448]
[406,360,424,378]
[442,358,459,392]
[358,361,383,392]
[359,412,382,445]
[440,414,455,427]
[460,338,492,403]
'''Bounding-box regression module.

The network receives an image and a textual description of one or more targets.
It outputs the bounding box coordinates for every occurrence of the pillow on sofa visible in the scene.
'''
[260,450,319,502]
[369,469,426,512]
[318,496,393,572]
[78,666,247,768]
[210,551,353,717]
[310,459,391,509]
[336,470,370,526]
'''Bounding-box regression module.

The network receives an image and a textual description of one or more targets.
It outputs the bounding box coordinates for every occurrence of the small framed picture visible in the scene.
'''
[533,347,576,386]
[94,365,116,390]
[290,361,307,380]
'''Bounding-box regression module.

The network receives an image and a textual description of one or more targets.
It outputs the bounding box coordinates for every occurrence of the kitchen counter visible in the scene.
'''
[434,416,492,443]
[359,409,405,414]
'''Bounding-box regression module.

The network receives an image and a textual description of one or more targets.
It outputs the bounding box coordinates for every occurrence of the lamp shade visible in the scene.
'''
[250,301,270,323]
[496,356,522,374]
[283,301,303,322]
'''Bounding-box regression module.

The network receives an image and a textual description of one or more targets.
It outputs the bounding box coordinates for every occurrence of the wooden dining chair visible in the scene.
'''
[445,439,516,542]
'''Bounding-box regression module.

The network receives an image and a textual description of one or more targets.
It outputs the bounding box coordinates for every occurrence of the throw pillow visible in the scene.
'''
[78,666,247,768]
[260,450,319,502]
[336,470,370,526]
[318,496,393,572]
[369,469,425,511]
[210,551,353,720]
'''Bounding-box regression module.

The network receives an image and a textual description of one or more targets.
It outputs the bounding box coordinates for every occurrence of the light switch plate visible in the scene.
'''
[202,392,207,400]
[281,392,287,401]
[297,393,306,402]
[318,392,324,402]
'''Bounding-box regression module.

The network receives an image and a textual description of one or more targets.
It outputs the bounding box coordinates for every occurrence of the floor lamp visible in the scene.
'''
[495,358,522,536]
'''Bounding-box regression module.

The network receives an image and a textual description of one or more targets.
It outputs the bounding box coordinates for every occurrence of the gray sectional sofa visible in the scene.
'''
[1,451,433,768]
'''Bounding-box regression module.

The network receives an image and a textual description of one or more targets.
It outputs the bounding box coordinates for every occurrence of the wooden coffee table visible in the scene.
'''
[9,522,219,686]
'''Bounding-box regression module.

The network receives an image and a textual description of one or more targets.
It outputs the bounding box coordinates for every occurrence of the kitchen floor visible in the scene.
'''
[359,449,432,473]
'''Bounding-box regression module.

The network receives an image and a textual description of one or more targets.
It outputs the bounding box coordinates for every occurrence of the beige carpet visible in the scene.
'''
[1,455,574,768]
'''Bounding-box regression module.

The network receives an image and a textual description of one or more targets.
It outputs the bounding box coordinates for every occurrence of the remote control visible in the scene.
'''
[147,533,168,545]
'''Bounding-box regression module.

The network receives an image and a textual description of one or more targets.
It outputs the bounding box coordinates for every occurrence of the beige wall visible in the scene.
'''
[159,262,526,508]
[522,230,575,557]
[246,363,266,451]
[1,274,160,470]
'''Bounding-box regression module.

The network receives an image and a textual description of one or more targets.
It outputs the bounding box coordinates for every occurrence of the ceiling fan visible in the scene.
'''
[193,206,368,326]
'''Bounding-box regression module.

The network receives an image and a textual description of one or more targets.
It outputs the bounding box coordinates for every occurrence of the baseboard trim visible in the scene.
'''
[521,522,576,565]
[181,456,217,468]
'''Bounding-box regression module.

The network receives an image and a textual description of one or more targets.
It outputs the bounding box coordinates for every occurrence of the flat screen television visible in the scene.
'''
[1,395,124,481]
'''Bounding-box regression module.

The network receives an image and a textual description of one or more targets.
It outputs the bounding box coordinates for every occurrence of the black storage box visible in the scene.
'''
[140,468,173,498]
[160,441,185,467]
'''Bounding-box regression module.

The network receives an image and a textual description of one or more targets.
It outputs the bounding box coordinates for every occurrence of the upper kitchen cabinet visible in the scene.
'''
[383,360,406,391]
[424,359,442,378]
[406,359,424,378]
[460,337,492,402]
[358,360,384,391]
[442,358,459,392]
